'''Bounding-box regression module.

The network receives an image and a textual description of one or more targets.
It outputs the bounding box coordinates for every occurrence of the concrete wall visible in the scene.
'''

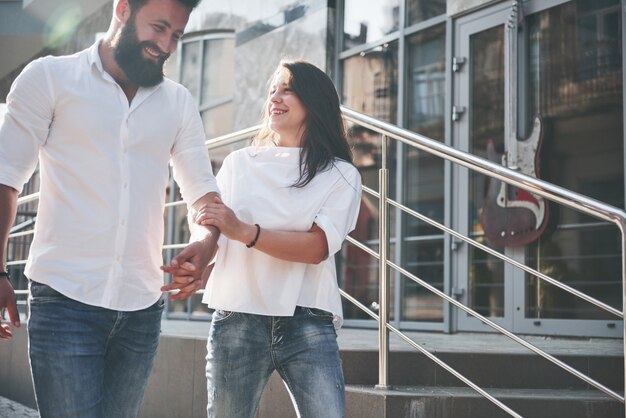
[0,327,35,410]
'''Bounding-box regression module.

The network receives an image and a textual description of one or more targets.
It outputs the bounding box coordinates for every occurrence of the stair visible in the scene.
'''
[256,329,624,418]
[345,386,622,418]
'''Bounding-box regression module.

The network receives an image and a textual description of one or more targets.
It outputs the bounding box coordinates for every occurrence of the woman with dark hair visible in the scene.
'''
[194,60,362,418]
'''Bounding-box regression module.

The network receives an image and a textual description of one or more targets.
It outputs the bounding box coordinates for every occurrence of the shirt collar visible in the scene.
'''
[88,39,105,74]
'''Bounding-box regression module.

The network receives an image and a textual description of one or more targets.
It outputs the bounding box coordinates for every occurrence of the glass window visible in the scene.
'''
[406,23,446,141]
[180,41,200,98]
[400,23,447,322]
[200,37,235,108]
[180,34,235,138]
[343,0,400,50]
[401,236,444,322]
[341,41,399,123]
[524,0,623,320]
[407,0,445,26]
[468,25,506,318]
[341,122,381,320]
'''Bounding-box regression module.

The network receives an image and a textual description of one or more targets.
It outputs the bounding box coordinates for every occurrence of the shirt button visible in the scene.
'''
[121,220,126,226]
[123,183,128,189]
[116,256,121,262]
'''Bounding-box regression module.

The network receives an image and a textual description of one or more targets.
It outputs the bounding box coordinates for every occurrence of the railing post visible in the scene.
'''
[621,223,626,418]
[376,135,391,390]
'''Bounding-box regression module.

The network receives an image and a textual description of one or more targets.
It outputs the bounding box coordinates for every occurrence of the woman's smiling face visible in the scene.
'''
[267,67,307,147]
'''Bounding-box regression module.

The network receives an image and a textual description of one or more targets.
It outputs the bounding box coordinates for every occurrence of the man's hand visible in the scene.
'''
[0,277,19,340]
[160,237,216,300]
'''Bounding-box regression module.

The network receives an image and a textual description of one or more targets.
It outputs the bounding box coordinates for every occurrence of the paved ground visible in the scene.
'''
[2,320,621,417]
[0,396,38,418]
[160,319,623,356]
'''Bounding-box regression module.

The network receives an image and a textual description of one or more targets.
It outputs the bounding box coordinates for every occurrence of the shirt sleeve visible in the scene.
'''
[170,88,220,207]
[215,152,233,206]
[214,153,234,248]
[314,164,363,256]
[0,59,53,193]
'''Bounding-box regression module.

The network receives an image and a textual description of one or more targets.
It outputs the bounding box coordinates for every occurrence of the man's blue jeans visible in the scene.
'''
[206,306,345,418]
[27,281,163,418]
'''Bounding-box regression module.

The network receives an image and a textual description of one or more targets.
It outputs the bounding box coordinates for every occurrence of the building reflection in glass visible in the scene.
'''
[524,0,623,320]
[407,0,446,26]
[343,0,399,50]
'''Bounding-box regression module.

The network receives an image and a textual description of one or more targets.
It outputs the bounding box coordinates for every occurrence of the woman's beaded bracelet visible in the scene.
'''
[246,224,261,248]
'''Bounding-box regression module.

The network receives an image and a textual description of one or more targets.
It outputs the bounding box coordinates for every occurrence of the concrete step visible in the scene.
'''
[341,350,623,391]
[345,385,624,418]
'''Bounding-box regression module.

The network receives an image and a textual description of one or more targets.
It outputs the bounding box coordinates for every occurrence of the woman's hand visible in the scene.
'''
[194,196,257,244]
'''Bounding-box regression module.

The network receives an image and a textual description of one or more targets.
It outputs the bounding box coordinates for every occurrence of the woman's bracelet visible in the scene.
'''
[246,224,261,248]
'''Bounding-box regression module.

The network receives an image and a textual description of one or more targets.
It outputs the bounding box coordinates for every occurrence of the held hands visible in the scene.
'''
[160,238,216,300]
[0,277,19,340]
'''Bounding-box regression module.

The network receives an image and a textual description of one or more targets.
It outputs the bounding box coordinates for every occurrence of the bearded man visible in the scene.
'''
[0,1,220,416]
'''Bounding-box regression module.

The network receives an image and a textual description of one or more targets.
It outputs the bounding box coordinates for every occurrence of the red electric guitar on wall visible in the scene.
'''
[480,0,549,247]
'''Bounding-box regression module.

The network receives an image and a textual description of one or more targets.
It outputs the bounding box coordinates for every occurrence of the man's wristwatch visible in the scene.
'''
[0,271,9,278]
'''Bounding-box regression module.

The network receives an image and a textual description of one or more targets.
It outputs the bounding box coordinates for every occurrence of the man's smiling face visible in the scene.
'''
[114,0,189,87]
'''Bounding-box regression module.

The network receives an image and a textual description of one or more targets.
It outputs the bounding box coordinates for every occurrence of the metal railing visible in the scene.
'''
[197,107,626,416]
[339,106,626,417]
[7,192,39,299]
[5,108,626,417]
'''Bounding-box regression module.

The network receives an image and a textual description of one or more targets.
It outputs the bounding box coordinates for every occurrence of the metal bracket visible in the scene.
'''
[452,105,466,122]
[452,56,466,72]
[451,238,464,251]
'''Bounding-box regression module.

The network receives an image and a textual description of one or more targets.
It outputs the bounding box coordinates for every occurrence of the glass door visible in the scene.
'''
[453,0,623,337]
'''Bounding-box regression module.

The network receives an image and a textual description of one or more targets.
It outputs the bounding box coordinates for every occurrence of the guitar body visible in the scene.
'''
[480,115,549,247]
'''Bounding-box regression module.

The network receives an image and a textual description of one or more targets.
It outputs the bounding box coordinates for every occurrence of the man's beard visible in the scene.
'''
[114,16,170,87]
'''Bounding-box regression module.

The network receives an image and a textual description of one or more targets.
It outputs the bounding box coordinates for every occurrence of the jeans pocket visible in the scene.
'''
[212,309,236,324]
[144,297,165,312]
[304,307,334,321]
[29,281,67,303]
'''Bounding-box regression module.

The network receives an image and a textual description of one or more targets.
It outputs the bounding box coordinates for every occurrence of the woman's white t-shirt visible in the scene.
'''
[202,145,362,327]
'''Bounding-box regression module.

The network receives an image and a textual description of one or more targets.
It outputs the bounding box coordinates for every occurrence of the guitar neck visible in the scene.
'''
[504,0,520,170]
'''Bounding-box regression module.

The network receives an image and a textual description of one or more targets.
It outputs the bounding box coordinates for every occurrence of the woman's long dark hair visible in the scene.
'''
[255,60,353,188]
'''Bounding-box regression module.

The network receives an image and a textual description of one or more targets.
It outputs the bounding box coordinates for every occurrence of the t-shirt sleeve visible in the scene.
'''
[215,152,233,205]
[0,59,53,192]
[214,153,234,248]
[314,164,362,256]
[170,88,220,207]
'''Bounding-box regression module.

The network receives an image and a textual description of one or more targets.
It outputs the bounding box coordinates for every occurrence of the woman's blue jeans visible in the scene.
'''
[27,281,163,418]
[206,306,345,418]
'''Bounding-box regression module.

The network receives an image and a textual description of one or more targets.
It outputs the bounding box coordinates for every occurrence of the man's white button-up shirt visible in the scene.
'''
[0,42,219,310]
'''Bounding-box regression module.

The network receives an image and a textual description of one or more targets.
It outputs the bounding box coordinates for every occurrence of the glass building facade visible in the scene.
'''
[159,0,624,338]
[3,0,623,338]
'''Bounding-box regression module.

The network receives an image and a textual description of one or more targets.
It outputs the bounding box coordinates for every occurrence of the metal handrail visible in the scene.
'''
[357,182,625,402]
[360,181,622,318]
[5,109,625,416]
[338,106,626,414]
[341,107,626,227]
[16,192,39,206]
[9,217,36,234]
